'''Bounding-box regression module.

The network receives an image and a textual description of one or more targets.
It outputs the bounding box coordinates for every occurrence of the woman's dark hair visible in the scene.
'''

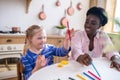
[86,6,108,26]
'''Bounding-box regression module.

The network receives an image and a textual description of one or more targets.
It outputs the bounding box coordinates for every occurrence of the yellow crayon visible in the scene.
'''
[76,74,86,80]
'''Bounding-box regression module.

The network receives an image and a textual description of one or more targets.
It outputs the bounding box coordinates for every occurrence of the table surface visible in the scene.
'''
[28,57,120,80]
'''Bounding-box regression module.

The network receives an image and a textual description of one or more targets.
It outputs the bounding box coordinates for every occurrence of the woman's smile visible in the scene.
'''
[85,27,91,32]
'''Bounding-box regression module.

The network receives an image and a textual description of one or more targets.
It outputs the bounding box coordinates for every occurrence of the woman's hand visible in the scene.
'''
[32,55,47,74]
[110,55,120,71]
[64,28,74,50]
[77,54,92,66]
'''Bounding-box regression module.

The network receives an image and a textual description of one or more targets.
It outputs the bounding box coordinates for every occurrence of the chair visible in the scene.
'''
[17,60,24,80]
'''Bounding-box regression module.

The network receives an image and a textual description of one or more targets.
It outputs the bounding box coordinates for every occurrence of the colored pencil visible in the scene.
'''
[91,61,101,77]
[88,71,101,80]
[68,77,75,80]
[83,72,95,80]
[76,74,86,80]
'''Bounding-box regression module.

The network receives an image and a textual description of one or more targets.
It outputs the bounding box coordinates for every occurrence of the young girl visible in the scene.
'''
[21,25,72,80]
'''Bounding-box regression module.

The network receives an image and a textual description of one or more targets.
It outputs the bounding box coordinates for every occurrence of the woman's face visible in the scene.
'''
[30,29,47,50]
[84,14,101,35]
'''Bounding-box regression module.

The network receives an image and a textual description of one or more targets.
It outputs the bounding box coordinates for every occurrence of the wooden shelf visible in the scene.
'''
[0,35,68,63]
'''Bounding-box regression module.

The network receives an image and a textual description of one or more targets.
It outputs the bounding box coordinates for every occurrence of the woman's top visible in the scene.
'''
[70,30,119,60]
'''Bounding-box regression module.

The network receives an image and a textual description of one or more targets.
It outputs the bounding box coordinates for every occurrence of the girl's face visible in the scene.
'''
[84,14,101,36]
[30,29,47,50]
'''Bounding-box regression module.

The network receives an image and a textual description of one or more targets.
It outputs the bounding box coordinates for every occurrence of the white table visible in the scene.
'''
[28,57,120,80]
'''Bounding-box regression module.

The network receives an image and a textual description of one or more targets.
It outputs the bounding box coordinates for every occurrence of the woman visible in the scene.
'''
[70,7,120,71]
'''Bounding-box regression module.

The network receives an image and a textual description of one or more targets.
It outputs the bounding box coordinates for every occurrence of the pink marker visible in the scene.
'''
[88,71,101,80]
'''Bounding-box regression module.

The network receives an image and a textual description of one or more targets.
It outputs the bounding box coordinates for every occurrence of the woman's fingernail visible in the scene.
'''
[110,65,113,68]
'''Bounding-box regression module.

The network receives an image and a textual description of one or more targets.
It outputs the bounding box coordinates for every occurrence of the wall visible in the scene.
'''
[0,0,89,35]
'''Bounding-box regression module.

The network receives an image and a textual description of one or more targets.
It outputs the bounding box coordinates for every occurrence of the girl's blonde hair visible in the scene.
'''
[23,25,44,55]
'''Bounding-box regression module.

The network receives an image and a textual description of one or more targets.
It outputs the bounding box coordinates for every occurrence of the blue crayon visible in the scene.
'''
[83,72,95,80]
[91,61,101,77]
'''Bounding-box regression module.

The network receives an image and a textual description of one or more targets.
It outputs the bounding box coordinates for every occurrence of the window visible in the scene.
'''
[114,0,120,32]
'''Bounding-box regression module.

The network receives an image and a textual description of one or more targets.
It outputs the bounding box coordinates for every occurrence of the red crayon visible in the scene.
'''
[67,21,71,41]
[88,71,101,80]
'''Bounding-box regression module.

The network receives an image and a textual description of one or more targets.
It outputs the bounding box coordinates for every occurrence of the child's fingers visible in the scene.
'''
[41,58,48,66]
[65,29,70,40]
[38,55,41,59]
[46,58,50,64]
[65,28,74,40]
[41,55,45,61]
[70,28,75,37]
[37,55,42,62]
[44,59,48,66]
[39,55,48,65]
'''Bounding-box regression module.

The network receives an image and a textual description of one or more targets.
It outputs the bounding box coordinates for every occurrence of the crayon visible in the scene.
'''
[88,71,101,80]
[76,74,86,80]
[68,77,75,80]
[91,61,101,77]
[83,72,95,80]
[67,21,71,41]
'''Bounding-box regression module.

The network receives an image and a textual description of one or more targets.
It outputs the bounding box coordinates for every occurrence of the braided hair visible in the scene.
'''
[23,25,44,55]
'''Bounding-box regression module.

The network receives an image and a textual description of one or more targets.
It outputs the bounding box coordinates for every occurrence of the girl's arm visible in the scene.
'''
[63,29,74,50]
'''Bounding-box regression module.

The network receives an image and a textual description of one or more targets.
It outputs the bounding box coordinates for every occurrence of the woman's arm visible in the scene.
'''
[103,33,120,71]
[70,31,92,65]
[70,31,84,60]
[110,55,120,71]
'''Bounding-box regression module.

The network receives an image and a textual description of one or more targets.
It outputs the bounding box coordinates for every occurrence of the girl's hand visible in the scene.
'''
[64,28,74,50]
[110,55,120,71]
[35,55,47,70]
[65,28,74,41]
[32,55,49,74]
[77,54,92,66]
